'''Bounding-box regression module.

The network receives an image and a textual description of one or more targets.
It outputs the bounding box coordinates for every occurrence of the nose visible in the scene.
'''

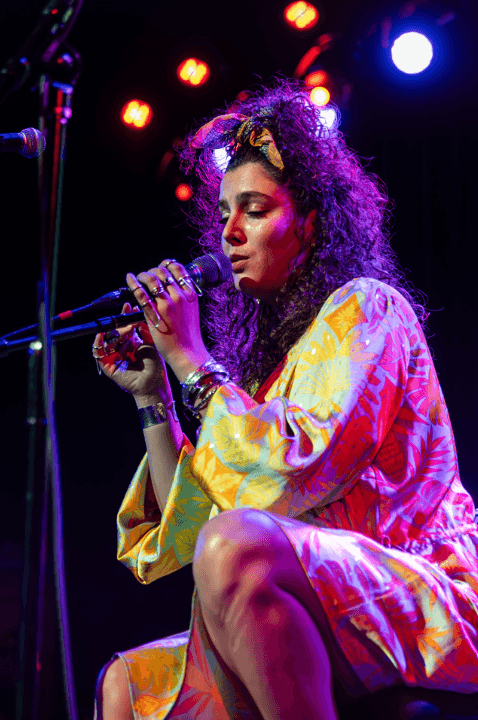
[221,211,245,247]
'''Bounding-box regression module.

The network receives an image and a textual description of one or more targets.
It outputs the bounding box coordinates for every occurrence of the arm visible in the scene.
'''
[96,260,216,583]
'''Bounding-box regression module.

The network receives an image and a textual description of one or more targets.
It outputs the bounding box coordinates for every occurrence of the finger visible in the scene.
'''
[138,268,174,298]
[126,272,162,330]
[159,260,198,300]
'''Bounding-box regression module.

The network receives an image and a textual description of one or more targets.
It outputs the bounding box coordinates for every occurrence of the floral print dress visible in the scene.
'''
[114,277,478,719]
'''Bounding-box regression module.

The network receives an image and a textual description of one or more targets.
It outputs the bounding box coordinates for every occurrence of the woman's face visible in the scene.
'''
[219,162,315,305]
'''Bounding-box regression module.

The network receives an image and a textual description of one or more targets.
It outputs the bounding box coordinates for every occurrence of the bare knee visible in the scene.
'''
[193,509,290,616]
[95,657,132,720]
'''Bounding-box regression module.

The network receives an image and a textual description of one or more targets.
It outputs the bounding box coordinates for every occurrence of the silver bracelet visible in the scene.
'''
[138,400,178,429]
[181,359,229,407]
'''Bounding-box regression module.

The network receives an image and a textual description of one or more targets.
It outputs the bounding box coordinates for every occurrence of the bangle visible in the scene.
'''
[181,359,230,415]
[138,400,178,429]
[181,360,229,405]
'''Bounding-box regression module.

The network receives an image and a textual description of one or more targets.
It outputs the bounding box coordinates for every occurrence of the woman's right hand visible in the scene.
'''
[92,303,170,404]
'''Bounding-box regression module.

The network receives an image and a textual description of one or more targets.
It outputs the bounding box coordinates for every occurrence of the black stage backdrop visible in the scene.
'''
[0,1,477,718]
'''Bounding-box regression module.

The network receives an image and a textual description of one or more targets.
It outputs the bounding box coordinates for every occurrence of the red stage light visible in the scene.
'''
[121,100,153,129]
[304,70,329,87]
[175,183,193,201]
[309,86,330,106]
[177,58,210,87]
[284,2,319,30]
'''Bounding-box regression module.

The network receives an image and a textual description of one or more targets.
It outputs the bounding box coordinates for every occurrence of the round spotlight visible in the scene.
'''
[175,183,193,201]
[304,70,329,87]
[284,2,319,31]
[177,58,210,87]
[309,86,331,106]
[391,32,433,74]
[121,100,153,129]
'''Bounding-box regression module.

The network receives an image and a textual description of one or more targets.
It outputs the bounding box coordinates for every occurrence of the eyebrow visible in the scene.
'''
[218,191,270,211]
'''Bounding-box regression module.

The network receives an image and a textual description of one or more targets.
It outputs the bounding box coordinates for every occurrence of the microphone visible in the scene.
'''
[52,252,233,321]
[0,252,232,342]
[0,128,46,158]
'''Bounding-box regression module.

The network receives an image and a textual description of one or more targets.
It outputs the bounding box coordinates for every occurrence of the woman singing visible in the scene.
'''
[93,79,478,720]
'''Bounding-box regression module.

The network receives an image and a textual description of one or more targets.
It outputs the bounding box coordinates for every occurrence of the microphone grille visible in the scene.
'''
[20,128,46,158]
[191,252,232,288]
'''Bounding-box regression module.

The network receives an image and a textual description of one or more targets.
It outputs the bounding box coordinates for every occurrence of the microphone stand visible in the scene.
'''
[1,4,83,718]
[0,311,146,357]
[25,64,81,720]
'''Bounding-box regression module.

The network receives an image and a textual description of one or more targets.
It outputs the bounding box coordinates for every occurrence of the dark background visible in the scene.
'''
[1,0,477,717]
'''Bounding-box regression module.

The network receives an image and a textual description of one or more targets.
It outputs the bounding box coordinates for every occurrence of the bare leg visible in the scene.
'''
[193,510,362,720]
[95,657,133,720]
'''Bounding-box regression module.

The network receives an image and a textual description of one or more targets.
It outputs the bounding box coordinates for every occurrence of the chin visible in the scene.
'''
[236,277,276,305]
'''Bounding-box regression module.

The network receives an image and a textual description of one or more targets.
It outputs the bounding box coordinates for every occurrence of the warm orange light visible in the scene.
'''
[309,86,330,106]
[177,58,210,87]
[175,183,193,201]
[284,2,319,30]
[304,70,328,87]
[121,100,153,129]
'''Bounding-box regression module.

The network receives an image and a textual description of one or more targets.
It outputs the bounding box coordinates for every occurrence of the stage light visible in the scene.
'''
[391,31,433,74]
[284,2,319,31]
[177,58,210,87]
[214,147,230,173]
[121,100,153,129]
[304,69,329,87]
[318,106,338,129]
[175,183,193,201]
[310,86,331,106]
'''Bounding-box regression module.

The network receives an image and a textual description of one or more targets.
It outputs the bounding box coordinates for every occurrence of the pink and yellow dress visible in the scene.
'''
[115,277,478,719]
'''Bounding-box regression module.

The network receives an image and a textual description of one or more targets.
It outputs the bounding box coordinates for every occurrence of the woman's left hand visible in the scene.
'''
[126,259,211,382]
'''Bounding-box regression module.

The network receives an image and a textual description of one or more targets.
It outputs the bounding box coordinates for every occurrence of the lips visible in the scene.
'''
[229,256,248,272]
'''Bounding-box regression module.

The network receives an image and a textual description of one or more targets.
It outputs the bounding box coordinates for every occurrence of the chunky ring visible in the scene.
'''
[150,284,165,297]
[177,275,191,288]
[162,276,175,287]
[163,259,176,267]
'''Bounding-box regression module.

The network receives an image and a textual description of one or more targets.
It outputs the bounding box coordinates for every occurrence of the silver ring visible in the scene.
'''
[163,259,176,267]
[150,284,165,297]
[162,276,175,287]
[139,298,153,308]
[178,275,191,288]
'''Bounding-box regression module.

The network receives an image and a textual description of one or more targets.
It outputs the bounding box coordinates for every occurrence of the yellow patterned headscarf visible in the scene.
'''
[190,111,284,171]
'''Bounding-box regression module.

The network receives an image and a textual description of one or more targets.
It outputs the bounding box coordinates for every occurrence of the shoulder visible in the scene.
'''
[317,277,419,329]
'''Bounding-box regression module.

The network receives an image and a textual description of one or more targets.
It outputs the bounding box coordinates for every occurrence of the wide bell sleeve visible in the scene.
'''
[117,436,213,584]
[190,279,413,518]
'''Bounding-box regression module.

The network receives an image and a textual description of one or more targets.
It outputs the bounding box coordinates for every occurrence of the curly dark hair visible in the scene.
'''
[178,78,426,394]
